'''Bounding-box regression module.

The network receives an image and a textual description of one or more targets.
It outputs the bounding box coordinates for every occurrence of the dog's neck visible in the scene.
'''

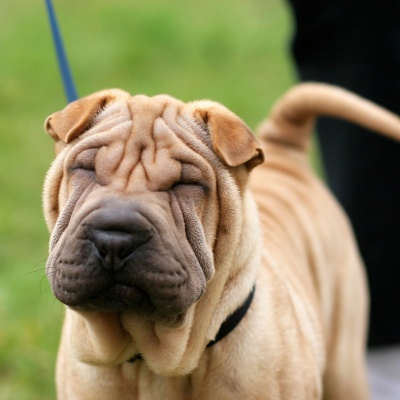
[127,284,256,363]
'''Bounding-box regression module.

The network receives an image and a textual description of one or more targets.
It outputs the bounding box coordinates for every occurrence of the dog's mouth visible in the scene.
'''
[48,245,205,321]
[68,281,192,322]
[75,283,150,313]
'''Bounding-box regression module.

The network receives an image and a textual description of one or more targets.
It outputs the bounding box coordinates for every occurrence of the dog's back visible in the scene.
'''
[249,83,400,399]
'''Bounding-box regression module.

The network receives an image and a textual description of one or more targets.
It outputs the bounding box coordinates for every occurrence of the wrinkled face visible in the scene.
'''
[43,90,263,325]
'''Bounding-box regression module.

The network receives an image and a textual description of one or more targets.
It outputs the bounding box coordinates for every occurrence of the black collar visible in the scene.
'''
[206,285,256,348]
[128,285,256,363]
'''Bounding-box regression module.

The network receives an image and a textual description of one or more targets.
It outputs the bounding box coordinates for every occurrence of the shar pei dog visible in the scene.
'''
[43,83,400,399]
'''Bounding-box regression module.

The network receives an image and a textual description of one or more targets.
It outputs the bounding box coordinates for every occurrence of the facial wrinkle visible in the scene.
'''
[121,96,167,192]
[138,118,157,190]
[173,115,221,175]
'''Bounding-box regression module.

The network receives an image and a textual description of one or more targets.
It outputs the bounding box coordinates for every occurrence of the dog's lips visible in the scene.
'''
[104,283,146,307]
[72,283,151,313]
[69,281,193,321]
[110,283,144,300]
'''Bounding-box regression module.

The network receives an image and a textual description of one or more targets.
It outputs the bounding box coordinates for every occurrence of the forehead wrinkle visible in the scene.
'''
[120,96,179,192]
[128,115,185,192]
[113,96,160,187]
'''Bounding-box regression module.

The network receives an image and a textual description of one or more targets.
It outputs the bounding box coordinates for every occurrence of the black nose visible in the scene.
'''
[88,210,154,270]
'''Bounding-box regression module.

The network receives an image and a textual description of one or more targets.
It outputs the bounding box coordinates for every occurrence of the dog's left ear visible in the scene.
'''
[45,89,129,144]
[190,102,264,170]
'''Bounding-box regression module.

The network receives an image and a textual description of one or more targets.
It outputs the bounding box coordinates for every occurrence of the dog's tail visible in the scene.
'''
[257,82,400,149]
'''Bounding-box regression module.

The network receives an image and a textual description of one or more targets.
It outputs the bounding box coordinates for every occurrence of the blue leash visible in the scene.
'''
[45,0,78,103]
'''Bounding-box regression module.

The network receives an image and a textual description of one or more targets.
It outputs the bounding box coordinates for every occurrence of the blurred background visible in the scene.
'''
[0,0,295,398]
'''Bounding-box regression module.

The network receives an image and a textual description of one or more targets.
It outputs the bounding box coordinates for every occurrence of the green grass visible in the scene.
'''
[0,0,294,397]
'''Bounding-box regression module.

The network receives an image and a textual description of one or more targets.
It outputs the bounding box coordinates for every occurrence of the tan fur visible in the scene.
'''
[43,83,400,399]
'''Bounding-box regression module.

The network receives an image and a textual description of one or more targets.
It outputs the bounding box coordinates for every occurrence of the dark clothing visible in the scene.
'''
[287,0,400,347]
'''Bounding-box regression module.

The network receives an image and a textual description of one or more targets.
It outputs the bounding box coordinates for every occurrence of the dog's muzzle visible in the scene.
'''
[48,198,205,320]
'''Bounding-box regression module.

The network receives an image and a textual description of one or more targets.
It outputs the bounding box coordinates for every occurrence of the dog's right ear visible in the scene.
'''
[187,101,264,170]
[44,89,129,144]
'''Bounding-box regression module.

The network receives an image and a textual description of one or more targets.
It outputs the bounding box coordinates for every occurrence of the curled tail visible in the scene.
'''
[257,82,400,149]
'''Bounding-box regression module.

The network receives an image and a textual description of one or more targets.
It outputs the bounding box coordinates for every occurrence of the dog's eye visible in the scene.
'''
[172,180,209,193]
[172,164,210,193]
[70,149,97,173]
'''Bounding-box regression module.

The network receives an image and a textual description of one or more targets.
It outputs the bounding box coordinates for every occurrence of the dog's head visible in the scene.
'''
[43,89,263,371]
